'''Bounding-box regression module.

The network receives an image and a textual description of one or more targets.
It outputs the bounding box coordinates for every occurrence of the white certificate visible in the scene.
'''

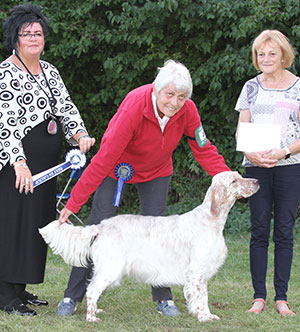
[236,122,282,152]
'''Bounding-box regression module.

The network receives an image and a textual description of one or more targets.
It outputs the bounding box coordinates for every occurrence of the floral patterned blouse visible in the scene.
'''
[235,75,300,167]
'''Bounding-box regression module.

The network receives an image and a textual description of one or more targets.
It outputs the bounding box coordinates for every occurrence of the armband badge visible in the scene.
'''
[195,125,207,148]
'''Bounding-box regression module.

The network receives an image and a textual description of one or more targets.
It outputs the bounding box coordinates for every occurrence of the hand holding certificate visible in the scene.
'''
[236,123,281,168]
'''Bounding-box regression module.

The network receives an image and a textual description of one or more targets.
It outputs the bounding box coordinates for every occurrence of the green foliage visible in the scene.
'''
[1,0,300,228]
[225,201,251,235]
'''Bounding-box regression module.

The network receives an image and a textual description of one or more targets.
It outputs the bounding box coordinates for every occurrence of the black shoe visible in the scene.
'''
[19,291,48,306]
[2,298,37,316]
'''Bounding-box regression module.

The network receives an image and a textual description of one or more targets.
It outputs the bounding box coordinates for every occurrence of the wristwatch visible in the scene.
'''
[284,147,291,159]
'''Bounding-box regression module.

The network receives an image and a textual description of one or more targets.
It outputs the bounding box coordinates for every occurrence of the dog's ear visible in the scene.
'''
[210,187,221,217]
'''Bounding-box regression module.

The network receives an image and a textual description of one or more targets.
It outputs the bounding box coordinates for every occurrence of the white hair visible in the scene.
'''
[153,60,193,98]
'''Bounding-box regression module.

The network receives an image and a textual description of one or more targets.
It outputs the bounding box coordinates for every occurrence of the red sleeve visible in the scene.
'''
[183,100,230,176]
[188,138,231,176]
[66,106,139,213]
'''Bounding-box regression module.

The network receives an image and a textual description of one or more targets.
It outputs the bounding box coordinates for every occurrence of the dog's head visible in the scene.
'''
[209,171,259,217]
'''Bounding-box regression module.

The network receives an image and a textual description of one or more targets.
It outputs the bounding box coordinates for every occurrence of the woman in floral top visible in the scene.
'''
[235,29,300,316]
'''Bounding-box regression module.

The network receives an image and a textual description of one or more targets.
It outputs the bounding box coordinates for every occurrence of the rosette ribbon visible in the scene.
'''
[32,149,86,188]
[113,162,134,207]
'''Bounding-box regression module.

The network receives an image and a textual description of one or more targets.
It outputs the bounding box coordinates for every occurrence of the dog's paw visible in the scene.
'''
[86,316,101,322]
[197,313,220,322]
[96,308,104,314]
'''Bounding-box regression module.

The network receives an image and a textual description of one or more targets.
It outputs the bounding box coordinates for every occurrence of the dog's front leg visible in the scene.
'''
[184,274,219,322]
[86,280,107,322]
[86,295,100,322]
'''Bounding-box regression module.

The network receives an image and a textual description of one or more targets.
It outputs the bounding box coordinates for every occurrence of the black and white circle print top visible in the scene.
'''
[0,60,88,171]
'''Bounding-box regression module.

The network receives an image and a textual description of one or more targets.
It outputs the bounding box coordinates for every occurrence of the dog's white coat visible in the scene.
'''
[39,171,259,322]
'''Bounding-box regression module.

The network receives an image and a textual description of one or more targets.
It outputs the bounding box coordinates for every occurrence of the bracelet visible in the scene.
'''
[284,147,291,159]
[78,134,90,142]
[14,162,28,170]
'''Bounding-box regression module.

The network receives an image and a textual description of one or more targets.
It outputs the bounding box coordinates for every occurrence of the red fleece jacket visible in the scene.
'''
[66,84,230,213]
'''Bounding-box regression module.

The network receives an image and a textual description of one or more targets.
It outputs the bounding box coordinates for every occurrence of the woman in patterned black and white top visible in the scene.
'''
[0,4,95,316]
[235,30,300,316]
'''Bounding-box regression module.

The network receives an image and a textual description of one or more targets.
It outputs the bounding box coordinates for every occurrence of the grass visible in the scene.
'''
[1,234,300,332]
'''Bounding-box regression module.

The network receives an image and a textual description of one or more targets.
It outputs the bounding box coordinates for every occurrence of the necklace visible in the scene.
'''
[15,52,58,135]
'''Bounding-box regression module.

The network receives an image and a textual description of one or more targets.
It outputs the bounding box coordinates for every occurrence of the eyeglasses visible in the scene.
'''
[18,32,44,40]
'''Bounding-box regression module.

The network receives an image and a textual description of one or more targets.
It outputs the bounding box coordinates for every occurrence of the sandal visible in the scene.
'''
[275,300,295,316]
[247,298,266,314]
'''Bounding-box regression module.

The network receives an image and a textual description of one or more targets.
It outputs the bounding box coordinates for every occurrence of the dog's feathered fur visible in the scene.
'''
[39,171,259,322]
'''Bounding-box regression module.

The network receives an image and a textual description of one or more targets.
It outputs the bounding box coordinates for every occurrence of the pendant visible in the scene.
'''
[47,119,57,135]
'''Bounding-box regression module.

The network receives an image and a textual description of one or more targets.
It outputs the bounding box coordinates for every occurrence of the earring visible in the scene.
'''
[12,49,15,55]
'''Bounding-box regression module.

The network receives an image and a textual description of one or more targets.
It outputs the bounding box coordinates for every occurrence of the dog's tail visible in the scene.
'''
[39,220,99,268]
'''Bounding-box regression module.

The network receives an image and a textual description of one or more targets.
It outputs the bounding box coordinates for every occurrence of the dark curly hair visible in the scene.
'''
[3,3,50,51]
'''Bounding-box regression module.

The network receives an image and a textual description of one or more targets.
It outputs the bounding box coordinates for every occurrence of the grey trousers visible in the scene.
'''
[64,175,172,302]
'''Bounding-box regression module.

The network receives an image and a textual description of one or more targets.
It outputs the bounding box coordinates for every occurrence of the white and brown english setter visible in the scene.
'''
[39,171,259,323]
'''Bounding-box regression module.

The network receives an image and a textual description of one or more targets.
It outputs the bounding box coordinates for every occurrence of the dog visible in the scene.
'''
[39,171,259,322]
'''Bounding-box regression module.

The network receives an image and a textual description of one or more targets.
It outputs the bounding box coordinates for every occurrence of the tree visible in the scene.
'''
[1,0,300,214]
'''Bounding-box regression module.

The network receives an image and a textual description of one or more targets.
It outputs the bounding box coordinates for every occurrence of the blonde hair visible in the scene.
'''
[252,30,295,70]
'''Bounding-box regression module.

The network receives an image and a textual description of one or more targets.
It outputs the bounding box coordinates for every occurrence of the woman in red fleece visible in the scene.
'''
[56,60,230,317]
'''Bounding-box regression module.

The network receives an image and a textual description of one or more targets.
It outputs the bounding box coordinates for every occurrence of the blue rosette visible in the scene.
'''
[65,149,87,169]
[113,162,134,207]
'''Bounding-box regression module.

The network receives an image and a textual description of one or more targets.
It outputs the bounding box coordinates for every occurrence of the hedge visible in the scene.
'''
[1,0,300,216]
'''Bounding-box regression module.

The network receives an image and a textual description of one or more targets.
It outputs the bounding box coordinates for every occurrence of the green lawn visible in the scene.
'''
[1,234,300,332]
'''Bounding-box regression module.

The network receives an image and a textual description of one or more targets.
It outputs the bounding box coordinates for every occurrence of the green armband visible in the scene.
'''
[195,125,207,148]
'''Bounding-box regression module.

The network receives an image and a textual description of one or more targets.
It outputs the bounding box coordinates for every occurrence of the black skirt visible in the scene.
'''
[0,119,62,284]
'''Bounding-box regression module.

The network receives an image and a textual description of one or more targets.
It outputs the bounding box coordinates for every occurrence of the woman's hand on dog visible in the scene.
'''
[58,207,72,226]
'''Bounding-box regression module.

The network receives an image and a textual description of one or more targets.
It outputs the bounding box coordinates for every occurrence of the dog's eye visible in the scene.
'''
[232,179,237,184]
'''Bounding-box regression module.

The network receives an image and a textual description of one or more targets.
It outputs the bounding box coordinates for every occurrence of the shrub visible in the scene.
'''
[1,0,300,233]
